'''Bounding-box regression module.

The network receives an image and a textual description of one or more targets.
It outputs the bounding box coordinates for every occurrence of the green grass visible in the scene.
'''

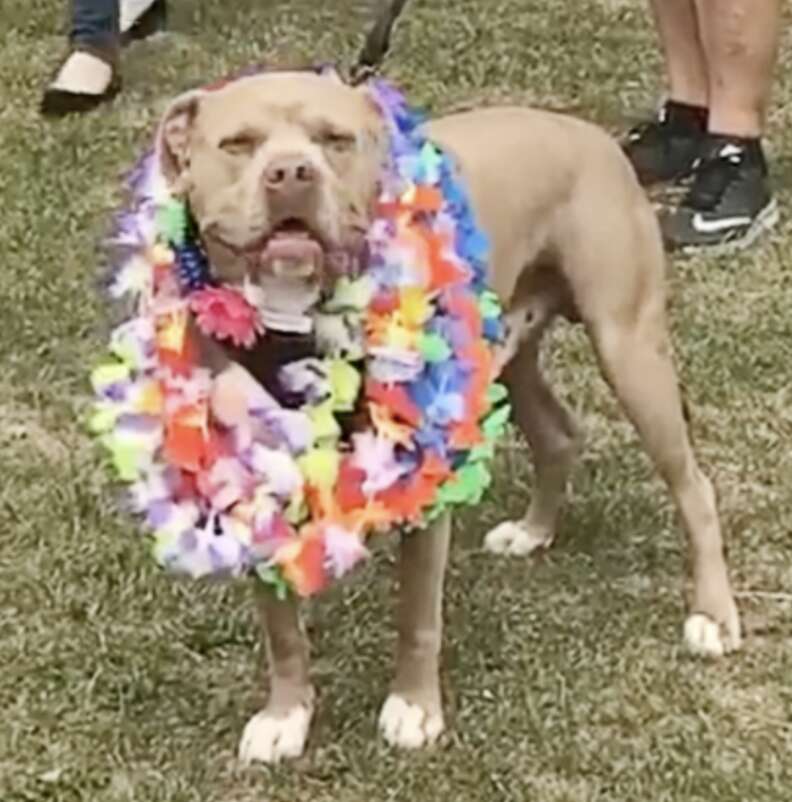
[2,1,792,800]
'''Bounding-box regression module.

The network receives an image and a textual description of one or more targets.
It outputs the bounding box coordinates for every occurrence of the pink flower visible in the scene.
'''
[322,524,369,579]
[189,286,263,348]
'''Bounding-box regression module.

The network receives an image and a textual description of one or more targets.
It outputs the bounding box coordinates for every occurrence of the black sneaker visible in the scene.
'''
[659,135,779,253]
[622,101,707,186]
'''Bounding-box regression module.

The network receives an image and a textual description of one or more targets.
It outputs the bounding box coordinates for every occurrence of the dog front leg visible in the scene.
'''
[238,585,315,764]
[379,512,450,749]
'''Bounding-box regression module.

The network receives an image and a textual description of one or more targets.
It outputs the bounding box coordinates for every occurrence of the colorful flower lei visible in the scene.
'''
[90,75,510,598]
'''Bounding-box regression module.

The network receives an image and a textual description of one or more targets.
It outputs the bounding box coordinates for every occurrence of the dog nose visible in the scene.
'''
[263,155,316,193]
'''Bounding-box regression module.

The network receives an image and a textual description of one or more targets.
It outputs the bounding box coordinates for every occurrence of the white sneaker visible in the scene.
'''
[50,51,113,95]
[41,50,120,116]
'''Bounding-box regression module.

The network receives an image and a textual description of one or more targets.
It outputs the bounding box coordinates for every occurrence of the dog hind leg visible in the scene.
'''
[556,178,741,655]
[586,309,741,655]
[485,301,582,557]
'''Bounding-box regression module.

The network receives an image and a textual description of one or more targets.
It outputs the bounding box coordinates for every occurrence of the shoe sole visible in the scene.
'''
[40,82,122,117]
[678,199,780,256]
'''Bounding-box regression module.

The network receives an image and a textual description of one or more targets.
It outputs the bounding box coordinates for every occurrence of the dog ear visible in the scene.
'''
[155,91,204,190]
[356,87,389,155]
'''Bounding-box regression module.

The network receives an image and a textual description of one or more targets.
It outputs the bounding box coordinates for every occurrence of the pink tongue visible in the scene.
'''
[261,232,323,265]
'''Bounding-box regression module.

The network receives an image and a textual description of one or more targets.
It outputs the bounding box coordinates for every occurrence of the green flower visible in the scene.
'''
[479,290,502,320]
[418,332,452,363]
[255,564,291,600]
[157,199,189,246]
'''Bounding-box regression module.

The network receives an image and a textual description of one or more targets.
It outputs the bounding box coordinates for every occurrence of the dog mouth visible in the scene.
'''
[258,218,325,279]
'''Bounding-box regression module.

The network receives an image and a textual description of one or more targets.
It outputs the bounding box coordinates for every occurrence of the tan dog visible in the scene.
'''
[155,71,741,764]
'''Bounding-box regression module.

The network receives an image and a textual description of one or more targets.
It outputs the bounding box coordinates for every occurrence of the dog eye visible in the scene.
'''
[317,129,355,151]
[218,134,258,156]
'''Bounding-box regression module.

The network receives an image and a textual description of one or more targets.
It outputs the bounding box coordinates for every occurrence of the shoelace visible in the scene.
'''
[685,144,745,211]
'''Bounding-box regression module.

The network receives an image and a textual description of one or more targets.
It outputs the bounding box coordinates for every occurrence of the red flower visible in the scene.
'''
[189,286,263,349]
[370,289,399,315]
[376,451,451,522]
[335,458,367,512]
[280,536,328,597]
[164,402,210,473]
[365,379,422,426]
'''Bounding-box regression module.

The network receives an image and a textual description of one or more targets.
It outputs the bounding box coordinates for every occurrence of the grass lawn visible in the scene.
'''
[2,1,792,800]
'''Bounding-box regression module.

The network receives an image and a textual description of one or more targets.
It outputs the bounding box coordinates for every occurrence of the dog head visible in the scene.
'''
[156,70,388,286]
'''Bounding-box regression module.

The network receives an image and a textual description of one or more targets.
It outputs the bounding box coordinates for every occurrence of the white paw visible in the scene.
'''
[378,694,444,750]
[683,613,726,658]
[238,705,312,765]
[484,520,552,556]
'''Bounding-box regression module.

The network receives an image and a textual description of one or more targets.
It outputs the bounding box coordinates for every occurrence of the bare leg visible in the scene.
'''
[485,328,581,556]
[379,513,451,749]
[693,0,781,136]
[238,587,315,764]
[649,0,708,107]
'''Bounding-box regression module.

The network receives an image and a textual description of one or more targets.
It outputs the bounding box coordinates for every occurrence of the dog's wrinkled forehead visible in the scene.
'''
[200,72,379,134]
[157,71,385,181]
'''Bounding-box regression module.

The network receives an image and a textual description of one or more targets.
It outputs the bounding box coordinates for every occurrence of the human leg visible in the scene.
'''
[660,0,781,251]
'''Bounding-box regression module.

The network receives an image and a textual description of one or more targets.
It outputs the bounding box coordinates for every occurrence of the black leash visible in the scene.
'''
[349,0,412,85]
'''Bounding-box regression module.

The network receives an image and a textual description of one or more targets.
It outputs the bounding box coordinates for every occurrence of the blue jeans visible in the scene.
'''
[70,0,119,53]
